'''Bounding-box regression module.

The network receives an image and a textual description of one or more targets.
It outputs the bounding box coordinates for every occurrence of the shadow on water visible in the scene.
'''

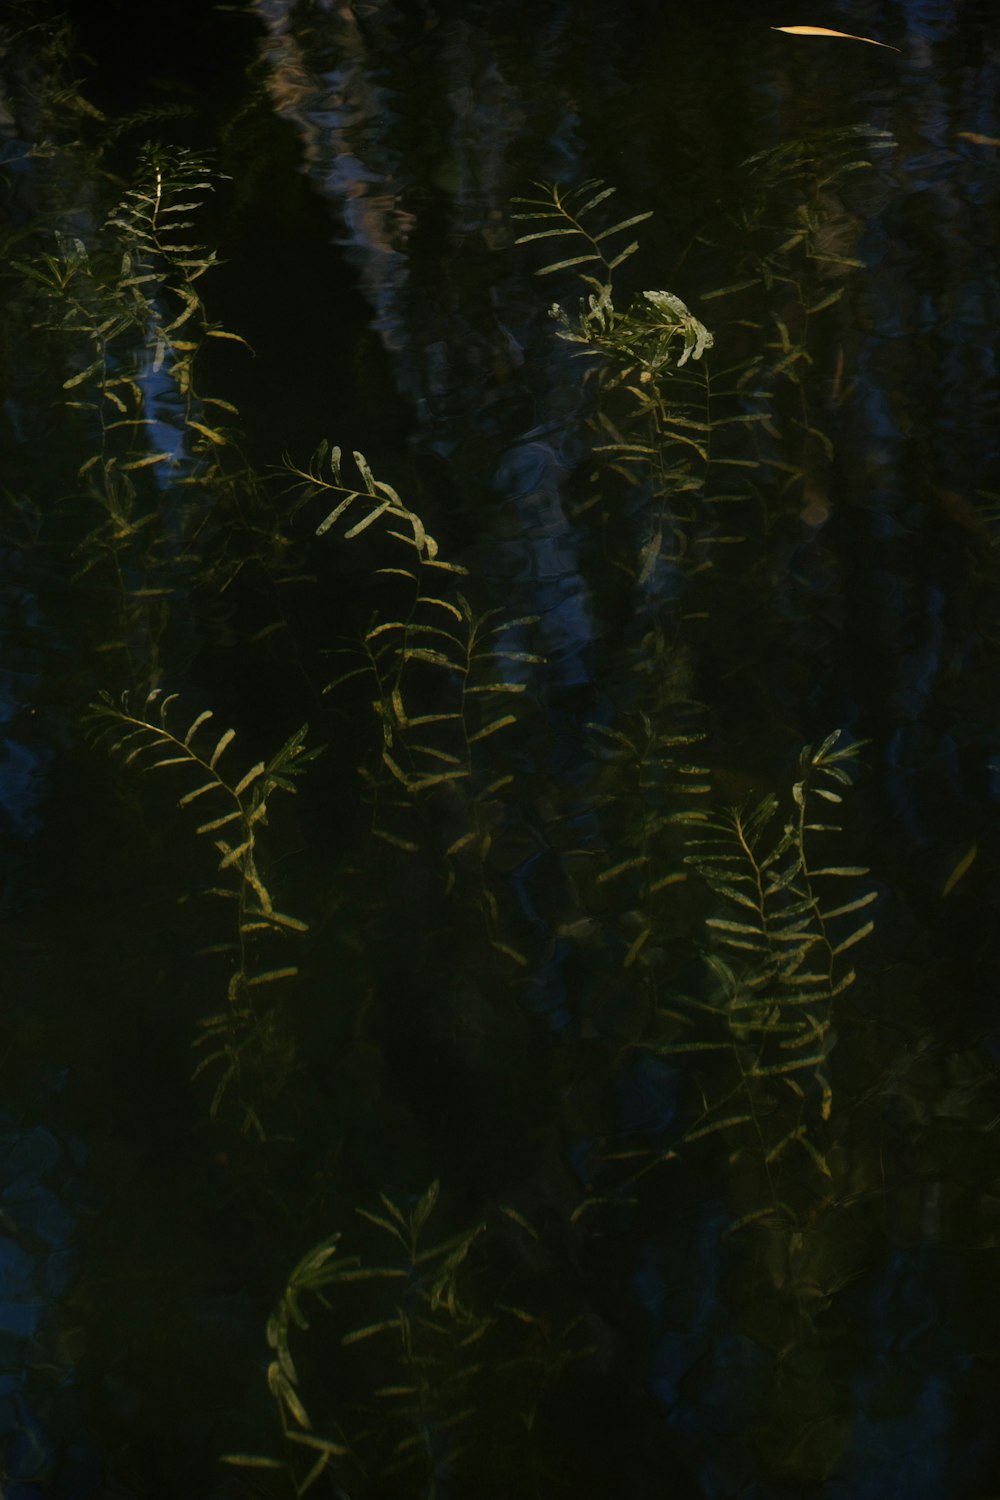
[2,0,1000,1495]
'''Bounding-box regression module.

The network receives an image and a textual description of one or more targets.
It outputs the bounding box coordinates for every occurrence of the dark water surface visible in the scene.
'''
[2,1,1000,1496]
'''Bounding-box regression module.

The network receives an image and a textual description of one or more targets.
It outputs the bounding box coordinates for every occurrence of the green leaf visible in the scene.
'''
[342,1317,402,1346]
[402,648,453,667]
[120,452,173,470]
[316,492,360,536]
[233,762,265,797]
[624,927,651,967]
[491,941,528,966]
[372,828,420,852]
[753,1053,829,1078]
[596,855,648,884]
[409,744,463,765]
[270,1365,311,1429]
[253,909,308,933]
[705,917,766,936]
[702,278,763,300]
[187,420,228,446]
[209,728,235,769]
[807,287,846,315]
[942,842,977,897]
[289,1236,342,1285]
[417,595,464,621]
[575,184,617,216]
[283,1430,350,1457]
[218,837,254,869]
[514,227,580,244]
[468,714,517,743]
[178,781,217,806]
[220,1454,285,1469]
[705,883,762,913]
[410,770,470,790]
[536,253,603,276]
[831,920,874,955]
[684,1114,755,1142]
[446,832,478,859]
[811,729,846,761]
[196,809,242,834]
[323,666,370,693]
[499,1206,539,1240]
[594,211,653,241]
[820,890,877,920]
[356,1206,408,1245]
[63,357,104,389]
[344,502,390,538]
[412,1179,440,1235]
[353,450,376,492]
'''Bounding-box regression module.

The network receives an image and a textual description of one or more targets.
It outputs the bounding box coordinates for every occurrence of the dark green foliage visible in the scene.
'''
[9,142,298,673]
[13,145,236,448]
[224,1183,594,1498]
[700,125,894,513]
[510,178,877,1225]
[4,39,896,1491]
[583,713,710,982]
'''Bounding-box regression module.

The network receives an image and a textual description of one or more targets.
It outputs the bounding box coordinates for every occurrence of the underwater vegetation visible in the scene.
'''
[2,4,1000,1497]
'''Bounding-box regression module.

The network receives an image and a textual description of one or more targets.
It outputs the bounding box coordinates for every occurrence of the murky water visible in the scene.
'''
[2,1,1000,1496]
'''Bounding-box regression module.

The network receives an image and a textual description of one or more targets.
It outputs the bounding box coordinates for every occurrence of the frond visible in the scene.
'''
[664,730,875,1173]
[511,179,652,280]
[87,688,317,1135]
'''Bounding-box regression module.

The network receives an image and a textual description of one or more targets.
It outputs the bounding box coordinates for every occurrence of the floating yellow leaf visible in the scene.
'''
[957,132,1000,148]
[772,24,900,51]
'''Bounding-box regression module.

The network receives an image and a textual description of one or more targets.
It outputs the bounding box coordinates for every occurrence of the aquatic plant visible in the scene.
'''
[513,134,892,593]
[560,729,875,1239]
[507,177,878,1242]
[513,180,736,584]
[700,124,894,520]
[2,23,894,1481]
[663,731,875,1203]
[86,687,318,1137]
[287,443,543,962]
[9,141,300,676]
[560,731,876,1487]
[13,145,237,461]
[582,712,710,989]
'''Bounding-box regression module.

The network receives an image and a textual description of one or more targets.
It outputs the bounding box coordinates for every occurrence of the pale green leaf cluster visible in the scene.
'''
[512,178,729,579]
